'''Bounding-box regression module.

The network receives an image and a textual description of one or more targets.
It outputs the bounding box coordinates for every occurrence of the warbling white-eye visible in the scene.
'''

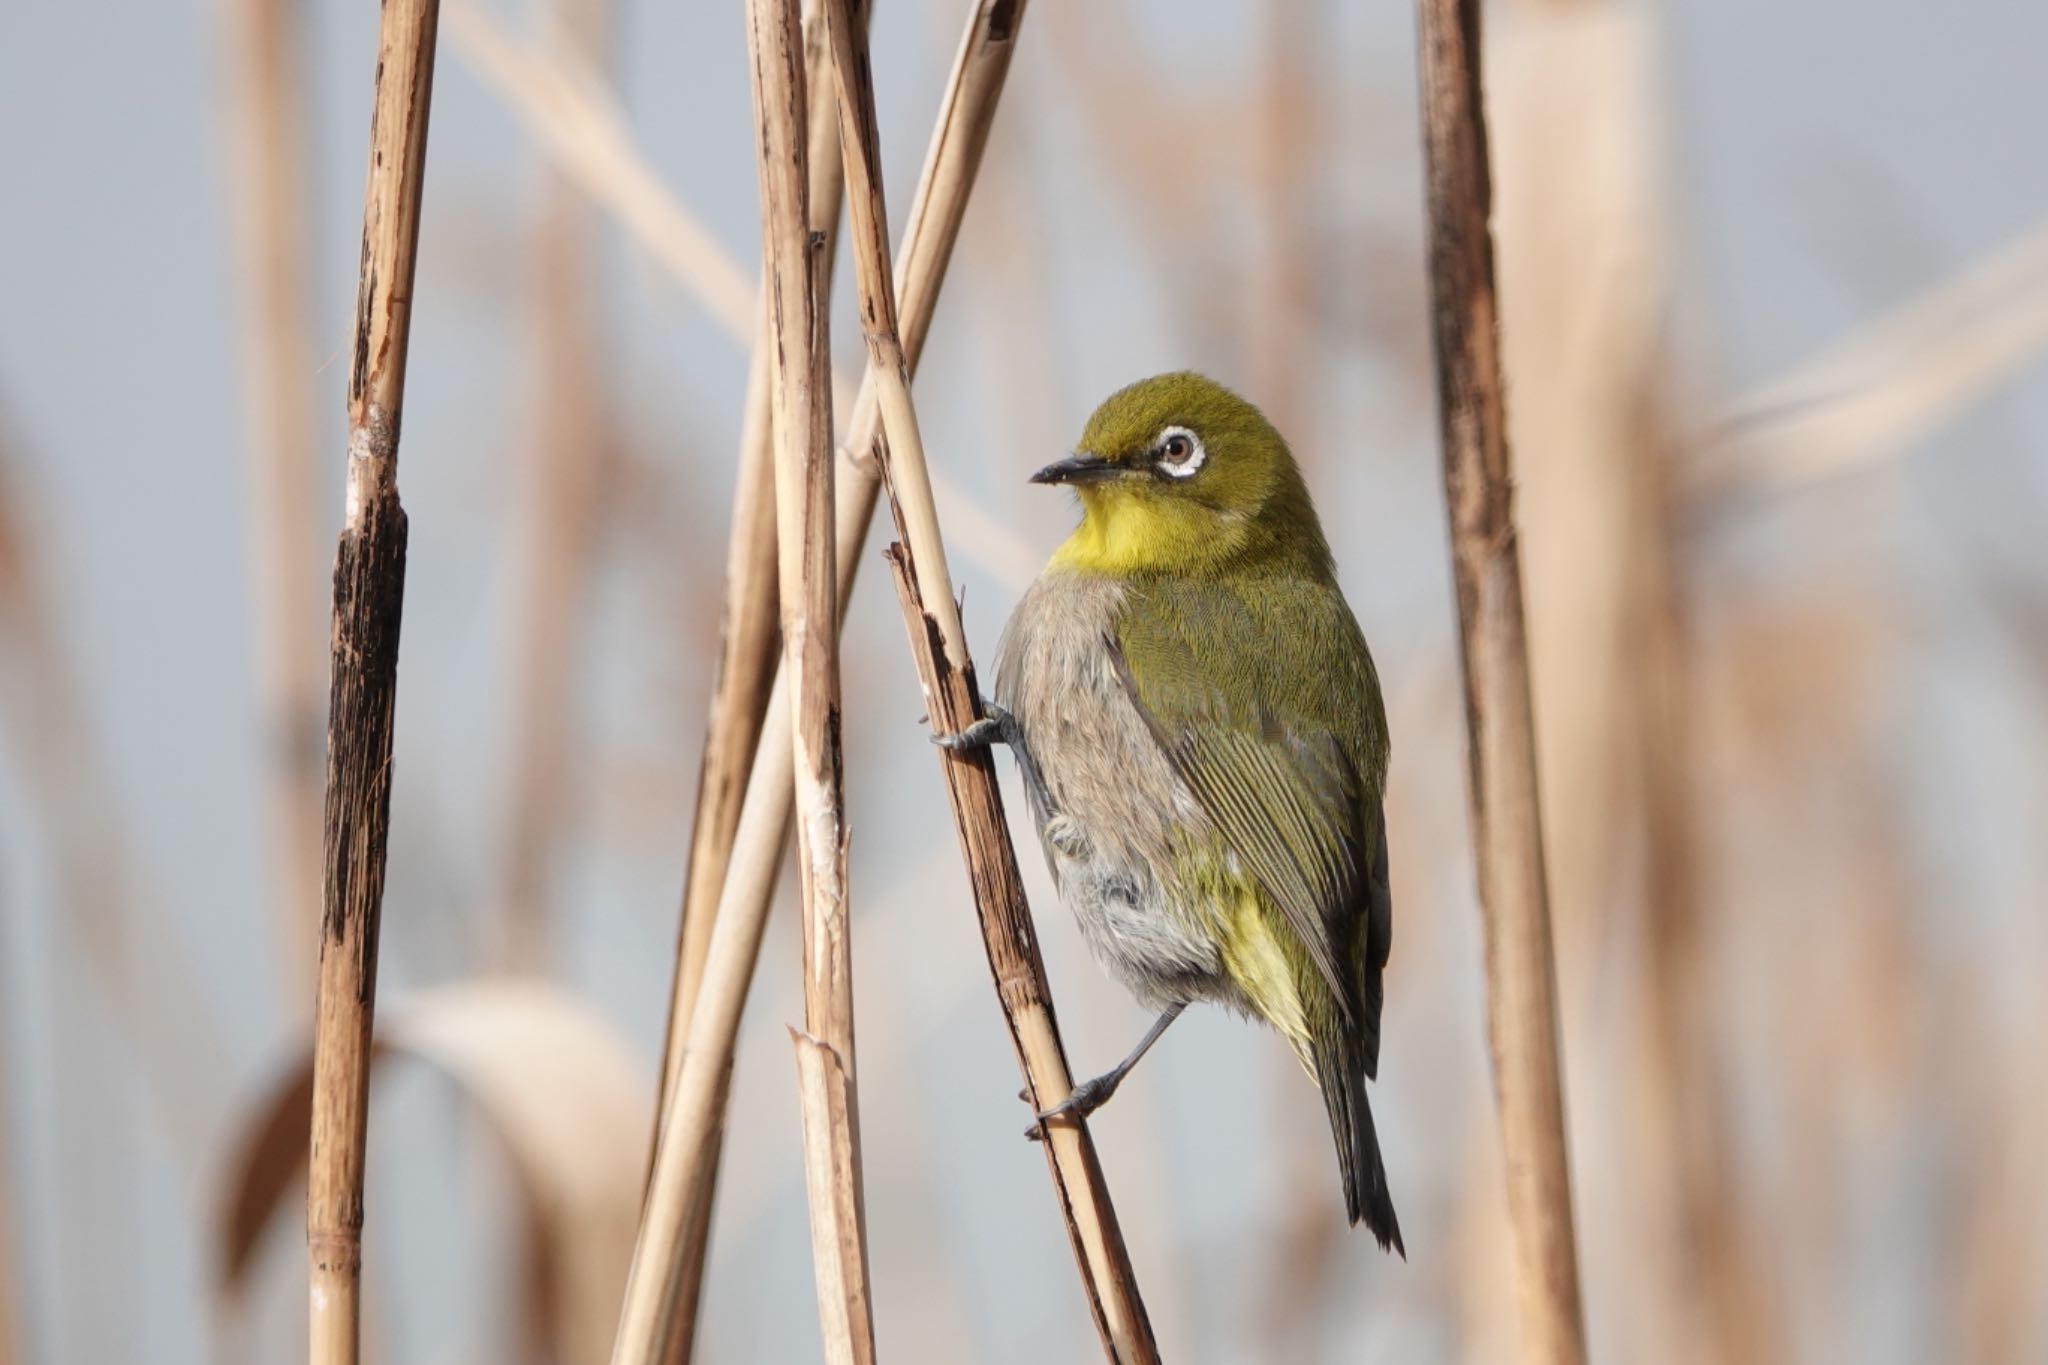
[939,372,1402,1253]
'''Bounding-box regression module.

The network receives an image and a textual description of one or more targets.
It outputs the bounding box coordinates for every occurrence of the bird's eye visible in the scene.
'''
[1154,426,1205,478]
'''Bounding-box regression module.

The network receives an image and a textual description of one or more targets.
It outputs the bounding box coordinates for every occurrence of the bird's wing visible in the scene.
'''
[1108,574,1390,1029]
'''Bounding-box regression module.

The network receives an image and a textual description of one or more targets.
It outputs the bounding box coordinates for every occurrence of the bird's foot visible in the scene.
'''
[930,702,1061,820]
[1023,1072,1122,1141]
[928,702,1019,752]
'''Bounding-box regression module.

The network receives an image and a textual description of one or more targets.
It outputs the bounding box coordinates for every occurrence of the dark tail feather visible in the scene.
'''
[1314,1034,1404,1256]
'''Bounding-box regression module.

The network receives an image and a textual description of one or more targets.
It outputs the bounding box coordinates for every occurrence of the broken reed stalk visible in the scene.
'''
[1411,2,1588,1362]
[622,5,1033,1358]
[822,2,1157,1360]
[306,3,440,1363]
[224,0,325,994]
[744,3,879,1359]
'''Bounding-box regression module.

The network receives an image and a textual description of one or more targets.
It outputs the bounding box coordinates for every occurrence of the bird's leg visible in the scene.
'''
[930,699,1058,820]
[1027,1003,1186,1139]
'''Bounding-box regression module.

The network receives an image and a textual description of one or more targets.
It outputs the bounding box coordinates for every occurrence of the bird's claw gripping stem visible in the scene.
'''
[1021,1004,1183,1141]
[928,702,1021,751]
[929,700,1058,820]
[1024,1073,1121,1141]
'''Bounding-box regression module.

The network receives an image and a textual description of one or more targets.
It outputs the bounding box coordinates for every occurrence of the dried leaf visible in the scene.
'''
[216,980,648,1364]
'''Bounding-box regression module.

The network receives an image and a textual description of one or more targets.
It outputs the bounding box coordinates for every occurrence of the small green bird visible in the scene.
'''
[940,372,1402,1252]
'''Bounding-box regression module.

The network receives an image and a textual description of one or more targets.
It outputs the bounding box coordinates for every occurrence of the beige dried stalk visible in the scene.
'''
[224,0,325,991]
[306,3,440,1362]
[614,5,1034,1358]
[668,328,778,1075]
[649,10,855,1354]
[740,0,878,1360]
[658,0,851,1130]
[822,1,1157,1360]
[1412,1,1588,1362]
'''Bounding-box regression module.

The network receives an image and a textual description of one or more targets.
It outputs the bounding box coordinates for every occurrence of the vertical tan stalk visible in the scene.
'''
[224,0,324,992]
[659,0,853,1131]
[823,2,1157,1361]
[667,332,778,1068]
[626,6,1031,1359]
[746,3,877,1360]
[306,4,440,1363]
[498,0,612,971]
[650,9,855,1356]
[1412,2,1589,1362]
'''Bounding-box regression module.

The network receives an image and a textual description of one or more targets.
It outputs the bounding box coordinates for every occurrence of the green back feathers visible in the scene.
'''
[1053,372,1335,579]
[1110,572,1389,1023]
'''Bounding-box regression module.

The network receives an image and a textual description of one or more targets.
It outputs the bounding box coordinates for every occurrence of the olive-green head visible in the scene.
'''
[1034,372,1332,577]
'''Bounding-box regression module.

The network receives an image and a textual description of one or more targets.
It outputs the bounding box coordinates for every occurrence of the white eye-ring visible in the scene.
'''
[1155,426,1206,479]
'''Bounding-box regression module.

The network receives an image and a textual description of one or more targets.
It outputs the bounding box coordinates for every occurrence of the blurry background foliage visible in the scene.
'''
[1,0,2045,1362]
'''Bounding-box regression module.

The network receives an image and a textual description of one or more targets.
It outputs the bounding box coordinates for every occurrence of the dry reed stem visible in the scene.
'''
[306,3,440,1361]
[608,672,805,1365]
[652,11,857,1354]
[1413,2,1588,1362]
[612,672,799,1365]
[611,6,1033,1360]
[825,2,1157,1359]
[747,0,878,1358]
[668,331,779,1080]
[495,0,613,971]
[661,0,852,1126]
[224,0,325,993]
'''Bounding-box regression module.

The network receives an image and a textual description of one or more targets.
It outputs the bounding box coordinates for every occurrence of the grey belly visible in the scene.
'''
[993,569,1228,1010]
[1044,840,1225,1010]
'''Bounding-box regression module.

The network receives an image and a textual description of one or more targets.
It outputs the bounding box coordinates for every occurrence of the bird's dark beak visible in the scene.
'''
[1029,452,1124,486]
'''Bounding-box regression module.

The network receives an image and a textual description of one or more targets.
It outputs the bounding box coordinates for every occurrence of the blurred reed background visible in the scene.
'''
[2,0,2047,1362]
